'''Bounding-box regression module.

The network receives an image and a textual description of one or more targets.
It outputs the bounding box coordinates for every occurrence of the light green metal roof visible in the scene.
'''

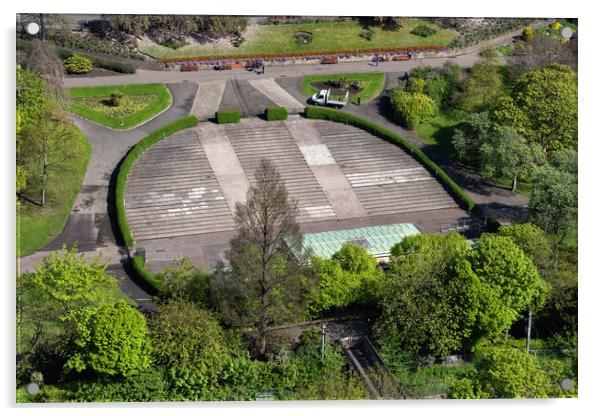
[292,223,421,259]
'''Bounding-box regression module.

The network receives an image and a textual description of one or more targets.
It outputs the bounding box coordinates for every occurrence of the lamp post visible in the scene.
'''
[320,324,327,359]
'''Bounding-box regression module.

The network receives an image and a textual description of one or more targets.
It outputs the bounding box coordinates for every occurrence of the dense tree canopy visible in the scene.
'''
[457,61,503,113]
[65,302,152,377]
[389,89,436,129]
[512,64,578,152]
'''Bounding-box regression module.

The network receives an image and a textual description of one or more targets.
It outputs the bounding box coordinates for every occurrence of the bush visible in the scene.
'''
[131,256,165,296]
[265,106,288,121]
[116,116,198,247]
[56,47,136,74]
[411,25,437,38]
[64,54,93,74]
[215,110,241,124]
[523,26,534,41]
[304,106,475,211]
[108,91,123,107]
[389,90,436,129]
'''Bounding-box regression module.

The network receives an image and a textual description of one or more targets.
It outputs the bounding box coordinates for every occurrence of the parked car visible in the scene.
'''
[310,89,349,108]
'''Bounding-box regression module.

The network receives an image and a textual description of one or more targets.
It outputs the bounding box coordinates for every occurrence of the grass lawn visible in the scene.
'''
[416,113,461,155]
[17,127,91,258]
[67,84,172,129]
[301,72,385,104]
[139,19,456,59]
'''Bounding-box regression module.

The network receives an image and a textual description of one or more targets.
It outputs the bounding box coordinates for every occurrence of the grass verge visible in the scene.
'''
[67,84,172,129]
[416,113,461,155]
[17,127,91,257]
[301,72,385,104]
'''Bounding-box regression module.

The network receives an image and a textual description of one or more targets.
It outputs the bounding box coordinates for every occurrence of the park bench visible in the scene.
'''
[392,54,410,61]
[321,56,339,64]
[214,63,232,71]
[180,64,198,72]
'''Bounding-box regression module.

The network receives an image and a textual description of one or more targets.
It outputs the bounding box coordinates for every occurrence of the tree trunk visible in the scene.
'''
[511,175,518,193]
[41,134,49,206]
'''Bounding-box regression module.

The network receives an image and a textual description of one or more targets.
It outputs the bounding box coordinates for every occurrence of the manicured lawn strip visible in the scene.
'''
[140,19,456,59]
[305,106,475,211]
[300,72,385,104]
[67,84,172,129]
[115,116,198,248]
[17,127,92,257]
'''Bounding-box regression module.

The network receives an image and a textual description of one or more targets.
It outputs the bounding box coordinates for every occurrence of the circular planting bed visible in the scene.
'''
[310,81,363,98]
[293,31,313,45]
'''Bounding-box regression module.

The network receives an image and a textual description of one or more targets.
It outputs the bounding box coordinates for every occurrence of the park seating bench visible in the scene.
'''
[321,56,339,64]
[180,64,198,72]
[392,54,410,61]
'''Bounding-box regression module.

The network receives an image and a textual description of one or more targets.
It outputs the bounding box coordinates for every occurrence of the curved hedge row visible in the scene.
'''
[304,106,475,211]
[116,115,199,248]
[131,256,165,296]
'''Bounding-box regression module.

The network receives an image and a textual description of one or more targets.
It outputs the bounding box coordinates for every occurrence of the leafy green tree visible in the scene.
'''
[150,299,227,368]
[457,61,503,113]
[449,345,576,398]
[548,148,578,175]
[469,234,549,337]
[65,302,152,377]
[377,233,480,358]
[529,165,577,254]
[512,64,578,152]
[451,111,491,166]
[308,243,383,315]
[211,159,308,356]
[497,223,552,272]
[480,126,544,192]
[373,17,408,30]
[72,368,167,402]
[490,96,528,135]
[16,68,48,127]
[157,258,211,305]
[389,89,436,129]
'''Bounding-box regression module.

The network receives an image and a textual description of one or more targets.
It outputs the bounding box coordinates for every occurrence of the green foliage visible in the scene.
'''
[304,106,476,211]
[215,110,240,124]
[157,258,211,304]
[512,64,578,152]
[457,61,503,113]
[67,84,172,129]
[308,243,383,315]
[149,299,228,369]
[115,116,198,247]
[72,368,167,402]
[130,256,165,296]
[497,223,552,272]
[469,234,549,336]
[265,106,288,121]
[529,164,577,251]
[523,26,534,41]
[63,54,93,74]
[377,233,479,359]
[449,345,576,398]
[108,91,123,107]
[16,68,48,125]
[56,47,137,73]
[411,24,437,37]
[389,89,436,129]
[490,96,528,134]
[65,302,152,377]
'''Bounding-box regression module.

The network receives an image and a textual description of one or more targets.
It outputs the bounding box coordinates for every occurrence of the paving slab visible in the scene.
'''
[191,80,227,121]
[247,78,305,112]
[196,123,250,214]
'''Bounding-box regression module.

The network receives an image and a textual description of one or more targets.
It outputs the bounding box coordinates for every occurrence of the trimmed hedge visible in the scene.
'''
[304,106,476,211]
[116,116,199,248]
[215,110,241,124]
[131,256,165,296]
[265,106,288,121]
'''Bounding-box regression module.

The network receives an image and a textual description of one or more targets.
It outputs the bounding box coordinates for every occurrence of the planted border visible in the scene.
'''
[301,72,385,104]
[265,106,288,121]
[304,106,475,211]
[215,110,241,124]
[68,84,172,130]
[131,255,165,296]
[115,115,199,248]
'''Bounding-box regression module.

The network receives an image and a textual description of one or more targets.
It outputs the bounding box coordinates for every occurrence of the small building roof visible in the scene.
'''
[292,223,421,260]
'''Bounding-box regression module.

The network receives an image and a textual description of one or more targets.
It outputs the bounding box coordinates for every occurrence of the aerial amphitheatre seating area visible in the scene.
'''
[124,118,461,243]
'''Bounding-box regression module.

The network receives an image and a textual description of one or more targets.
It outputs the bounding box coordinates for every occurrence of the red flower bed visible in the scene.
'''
[159,45,445,64]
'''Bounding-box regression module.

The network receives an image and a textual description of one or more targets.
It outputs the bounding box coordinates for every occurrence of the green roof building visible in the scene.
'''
[289,223,421,261]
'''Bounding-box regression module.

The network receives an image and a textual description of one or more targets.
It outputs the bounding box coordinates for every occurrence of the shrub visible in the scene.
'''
[389,90,436,129]
[64,54,93,74]
[116,116,198,247]
[304,106,475,211]
[265,106,288,121]
[108,91,123,107]
[131,255,165,296]
[56,47,136,73]
[411,25,437,38]
[215,110,241,124]
[523,26,534,41]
